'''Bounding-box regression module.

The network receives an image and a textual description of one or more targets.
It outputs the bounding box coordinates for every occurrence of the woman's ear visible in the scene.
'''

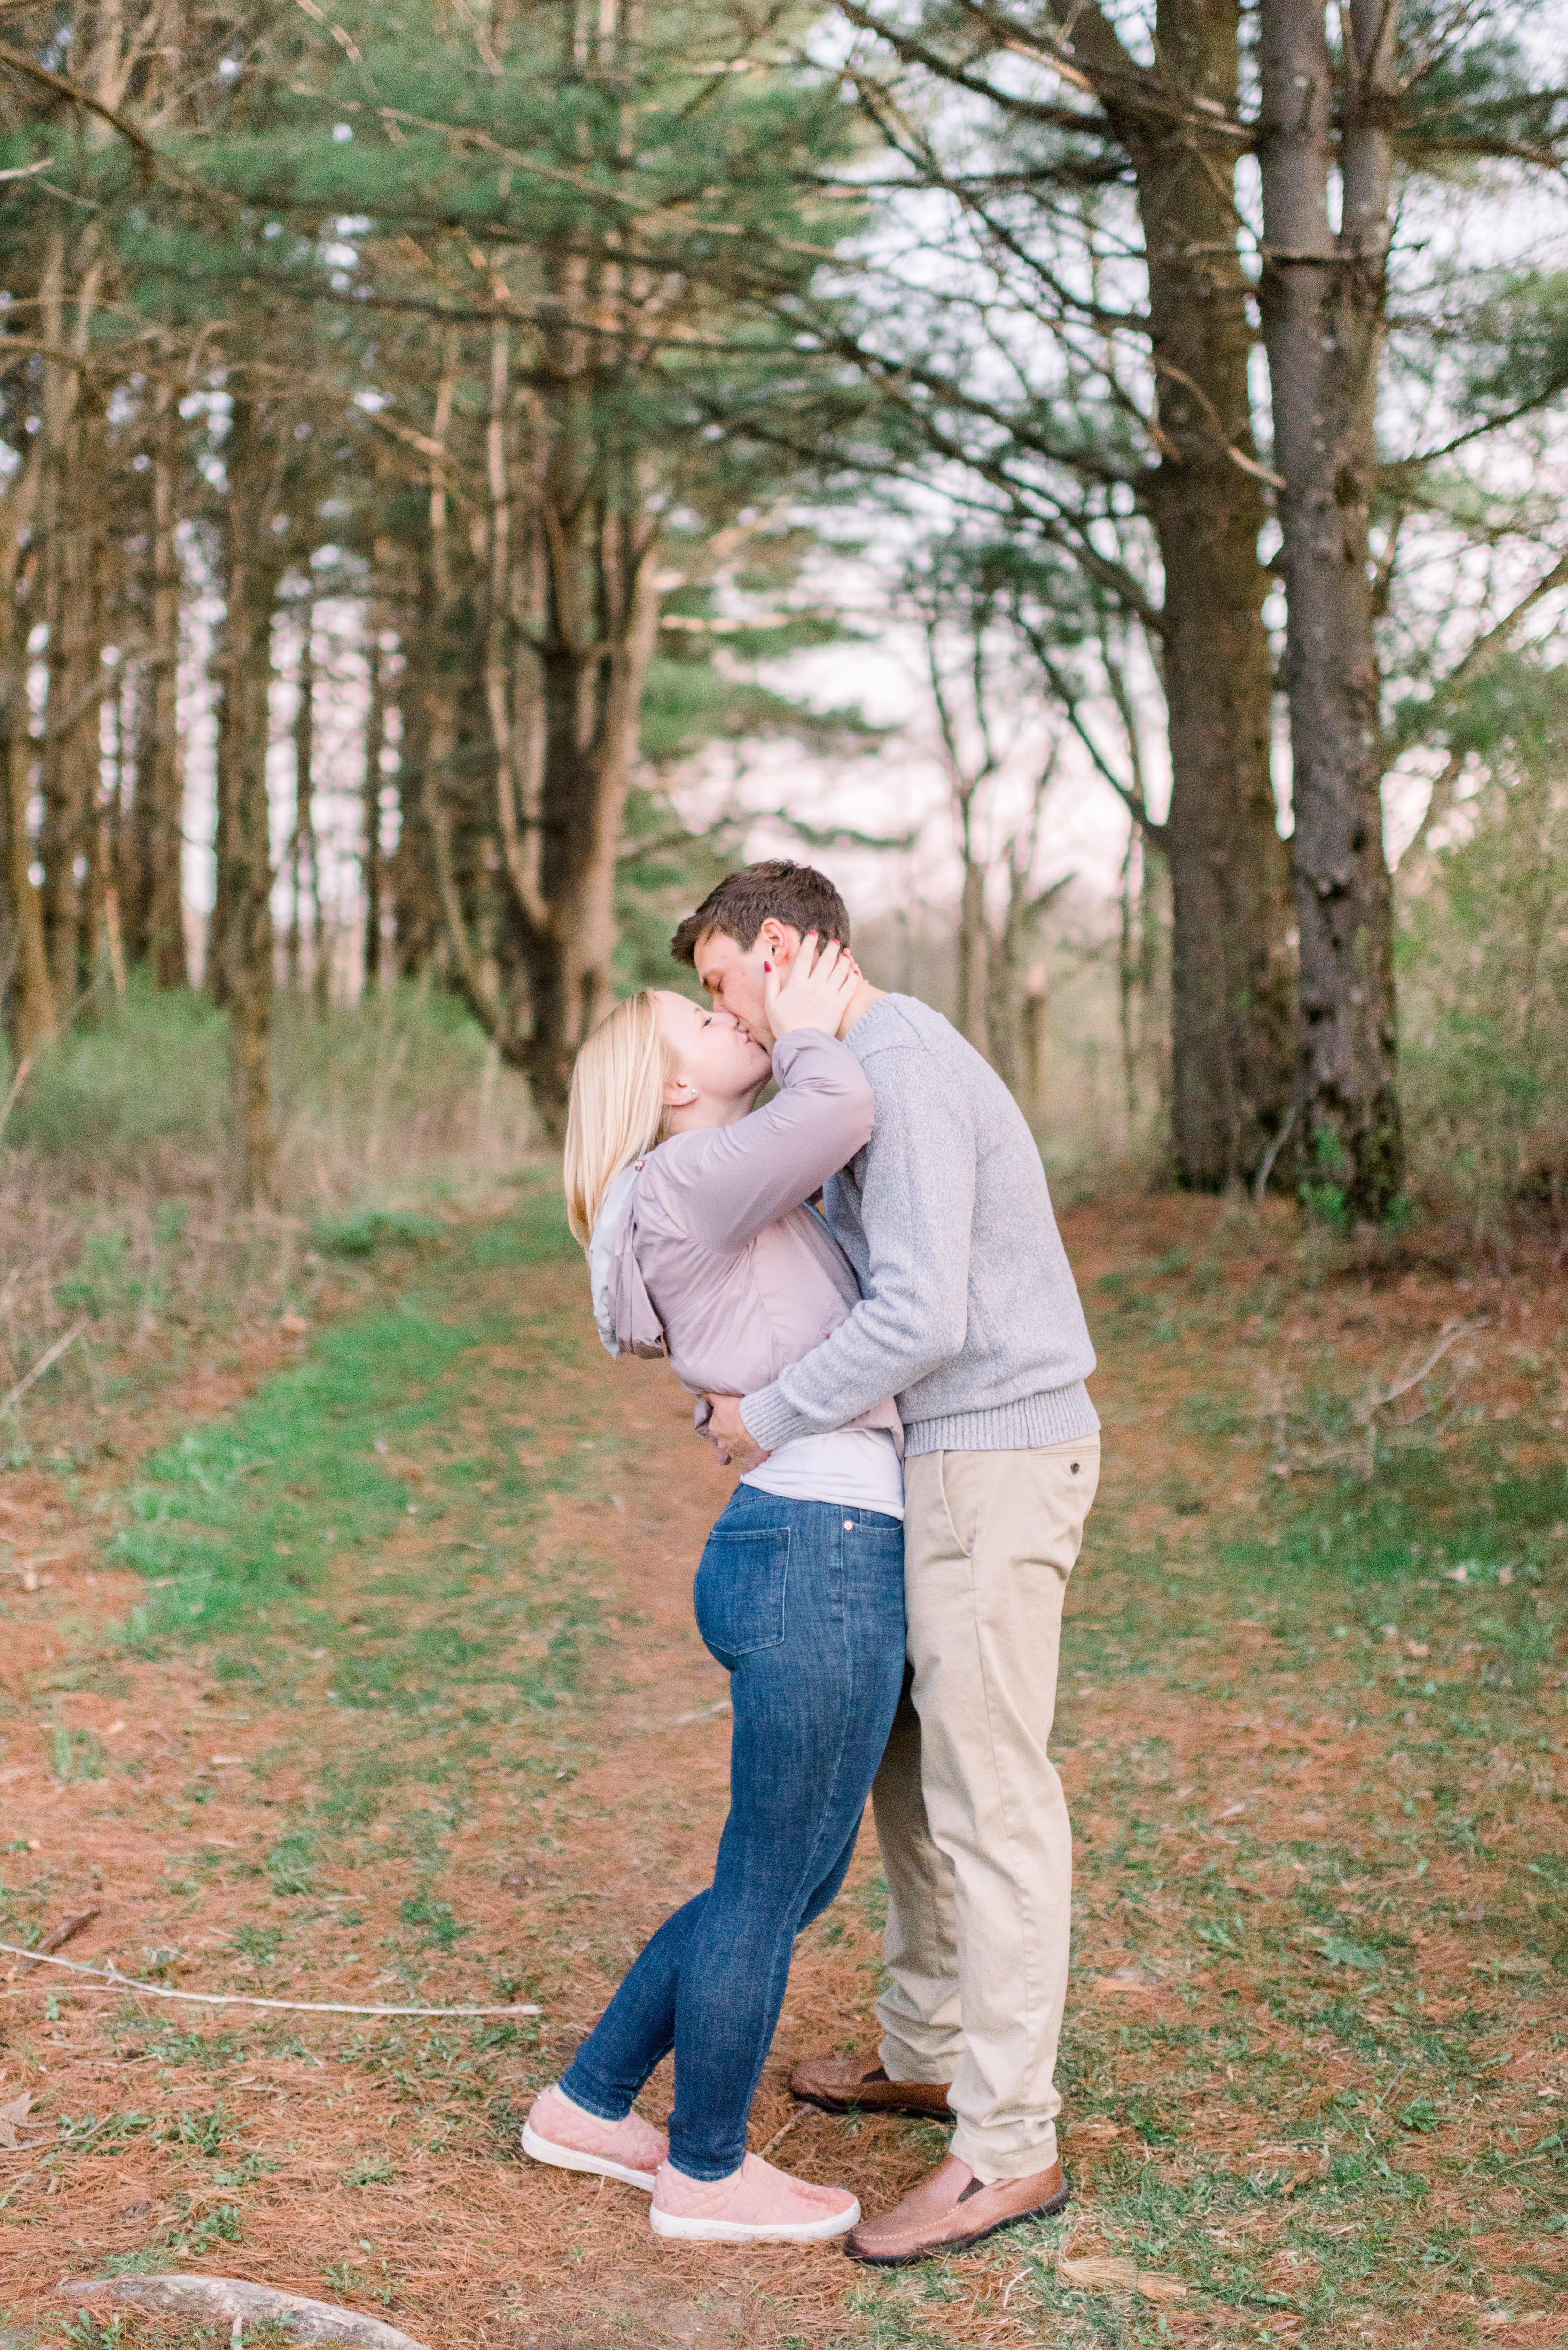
[663,1073,699,1108]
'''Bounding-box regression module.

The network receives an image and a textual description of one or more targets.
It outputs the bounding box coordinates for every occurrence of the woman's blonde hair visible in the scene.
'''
[563,990,676,1248]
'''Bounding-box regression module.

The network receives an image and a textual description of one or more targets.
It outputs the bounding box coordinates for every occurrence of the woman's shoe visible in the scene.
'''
[649,2151,860,2243]
[521,2083,668,2190]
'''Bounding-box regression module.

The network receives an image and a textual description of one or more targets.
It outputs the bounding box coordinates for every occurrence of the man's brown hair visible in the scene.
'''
[670,860,851,969]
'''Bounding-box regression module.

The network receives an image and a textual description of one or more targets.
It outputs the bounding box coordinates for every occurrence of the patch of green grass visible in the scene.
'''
[345,2153,395,2184]
[110,1304,472,1636]
[8,982,229,1171]
[310,1207,445,1258]
[109,1189,580,1646]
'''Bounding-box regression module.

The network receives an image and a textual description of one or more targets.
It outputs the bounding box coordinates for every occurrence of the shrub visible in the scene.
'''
[1398,654,1568,1232]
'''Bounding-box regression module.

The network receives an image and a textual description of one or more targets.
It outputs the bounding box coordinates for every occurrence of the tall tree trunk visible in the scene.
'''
[126,376,189,987]
[395,353,459,979]
[361,513,395,991]
[37,252,105,1016]
[1118,825,1139,1133]
[361,636,388,990]
[515,483,661,1121]
[72,455,114,1003]
[0,240,57,1062]
[288,598,327,1009]
[984,853,1031,1095]
[212,398,284,1206]
[1259,0,1404,1218]
[1117,0,1295,1189]
[428,320,663,1129]
[954,805,986,1050]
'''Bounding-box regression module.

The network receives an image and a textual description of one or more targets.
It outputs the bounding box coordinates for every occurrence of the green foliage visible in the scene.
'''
[0,980,525,1199]
[398,1890,470,1946]
[311,1209,444,1258]
[346,2153,395,2184]
[1399,653,1568,1226]
[1460,266,1568,424]
[7,982,228,1171]
[46,1714,104,1785]
[60,2316,121,2350]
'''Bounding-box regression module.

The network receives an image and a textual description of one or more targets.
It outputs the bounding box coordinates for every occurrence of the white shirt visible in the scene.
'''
[741,1426,905,1520]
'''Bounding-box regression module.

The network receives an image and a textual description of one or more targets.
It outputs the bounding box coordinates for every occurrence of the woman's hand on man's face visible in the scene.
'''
[764,933,860,1040]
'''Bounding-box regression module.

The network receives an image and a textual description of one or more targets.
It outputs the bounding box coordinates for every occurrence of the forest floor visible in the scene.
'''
[0,1179,1565,2350]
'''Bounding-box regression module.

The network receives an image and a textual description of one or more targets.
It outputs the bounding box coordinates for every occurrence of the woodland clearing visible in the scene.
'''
[0,1183,1564,2350]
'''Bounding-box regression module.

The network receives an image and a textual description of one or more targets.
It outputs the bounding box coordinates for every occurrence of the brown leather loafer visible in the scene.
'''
[788,2052,954,2123]
[843,2151,1069,2266]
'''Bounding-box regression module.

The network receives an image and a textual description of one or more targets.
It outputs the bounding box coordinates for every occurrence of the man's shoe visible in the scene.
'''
[843,2152,1068,2266]
[788,2052,954,2123]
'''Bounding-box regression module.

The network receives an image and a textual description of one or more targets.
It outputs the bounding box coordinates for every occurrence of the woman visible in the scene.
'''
[523,939,905,2246]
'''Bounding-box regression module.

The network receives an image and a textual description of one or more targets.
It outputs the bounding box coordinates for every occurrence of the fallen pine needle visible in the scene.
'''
[1058,2252,1188,2302]
[0,1940,540,2017]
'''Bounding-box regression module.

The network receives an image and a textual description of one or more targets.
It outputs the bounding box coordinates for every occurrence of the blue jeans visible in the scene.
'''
[559,1484,906,2179]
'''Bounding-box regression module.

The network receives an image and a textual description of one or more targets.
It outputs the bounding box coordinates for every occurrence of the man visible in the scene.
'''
[670,858,1100,2266]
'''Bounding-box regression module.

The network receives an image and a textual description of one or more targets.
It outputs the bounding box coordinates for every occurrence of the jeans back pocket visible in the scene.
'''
[694,1524,791,1669]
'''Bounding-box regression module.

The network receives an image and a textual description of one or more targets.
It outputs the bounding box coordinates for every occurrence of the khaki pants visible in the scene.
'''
[872,1438,1099,2182]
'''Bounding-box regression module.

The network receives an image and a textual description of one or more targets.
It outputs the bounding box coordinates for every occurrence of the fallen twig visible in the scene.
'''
[657,1697,733,1731]
[1257,1319,1481,1481]
[0,2111,117,2205]
[758,2103,813,2160]
[0,1319,88,1416]
[1357,1322,1469,1420]
[0,1940,539,2017]
[0,1047,40,1147]
[1252,1101,1296,1205]
[12,1905,98,1974]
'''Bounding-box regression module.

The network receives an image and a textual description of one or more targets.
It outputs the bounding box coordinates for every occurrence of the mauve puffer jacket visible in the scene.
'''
[587,1029,901,1449]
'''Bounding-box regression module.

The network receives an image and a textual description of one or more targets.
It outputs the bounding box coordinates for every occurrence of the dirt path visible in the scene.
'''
[1,1191,1564,2349]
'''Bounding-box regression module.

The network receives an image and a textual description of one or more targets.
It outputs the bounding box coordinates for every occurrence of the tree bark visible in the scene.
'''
[1259,0,1404,1218]
[211,397,285,1206]
[508,478,662,1124]
[1110,0,1295,1189]
[126,376,189,986]
[954,809,986,1050]
[392,351,460,980]
[287,598,328,1012]
[360,511,395,991]
[36,235,106,1016]
[0,237,58,1063]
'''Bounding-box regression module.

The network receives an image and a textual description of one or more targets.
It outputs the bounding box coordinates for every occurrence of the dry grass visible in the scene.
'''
[0,984,535,1496]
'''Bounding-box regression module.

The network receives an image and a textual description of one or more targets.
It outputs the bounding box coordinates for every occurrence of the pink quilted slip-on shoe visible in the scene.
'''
[521,2083,668,2190]
[649,2151,860,2244]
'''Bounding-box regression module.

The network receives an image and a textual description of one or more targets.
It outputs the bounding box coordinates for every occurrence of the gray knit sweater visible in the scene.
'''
[740,993,1098,1458]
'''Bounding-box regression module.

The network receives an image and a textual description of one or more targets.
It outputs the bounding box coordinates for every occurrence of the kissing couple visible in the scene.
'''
[526,860,1099,2265]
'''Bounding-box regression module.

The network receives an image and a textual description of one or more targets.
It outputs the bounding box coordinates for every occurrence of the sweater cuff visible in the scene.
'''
[740,1381,819,1456]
